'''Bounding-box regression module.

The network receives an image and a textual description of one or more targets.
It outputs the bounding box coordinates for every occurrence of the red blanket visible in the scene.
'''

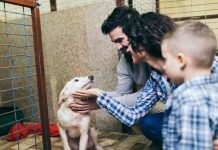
[7,122,59,141]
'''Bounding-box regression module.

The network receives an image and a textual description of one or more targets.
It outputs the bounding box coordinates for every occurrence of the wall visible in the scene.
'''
[40,0,122,132]
[159,0,218,44]
[39,0,112,14]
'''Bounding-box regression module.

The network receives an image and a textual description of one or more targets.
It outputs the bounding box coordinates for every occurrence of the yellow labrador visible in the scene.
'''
[57,75,102,150]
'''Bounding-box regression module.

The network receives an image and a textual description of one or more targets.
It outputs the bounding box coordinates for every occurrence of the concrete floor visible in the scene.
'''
[0,130,162,150]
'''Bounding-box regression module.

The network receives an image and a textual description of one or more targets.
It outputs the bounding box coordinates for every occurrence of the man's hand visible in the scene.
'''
[214,139,218,150]
[70,98,100,112]
[73,88,102,99]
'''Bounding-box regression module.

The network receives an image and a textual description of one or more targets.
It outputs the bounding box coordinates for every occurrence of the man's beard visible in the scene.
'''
[119,45,128,53]
[119,46,133,64]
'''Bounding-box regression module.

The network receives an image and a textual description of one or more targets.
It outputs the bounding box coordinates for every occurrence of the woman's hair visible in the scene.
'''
[129,12,176,58]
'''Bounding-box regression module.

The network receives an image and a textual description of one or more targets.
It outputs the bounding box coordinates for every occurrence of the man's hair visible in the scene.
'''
[101,6,141,64]
[163,21,217,68]
[101,6,140,35]
[129,12,176,58]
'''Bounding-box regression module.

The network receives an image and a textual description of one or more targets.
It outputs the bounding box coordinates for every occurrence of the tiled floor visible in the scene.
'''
[0,131,162,150]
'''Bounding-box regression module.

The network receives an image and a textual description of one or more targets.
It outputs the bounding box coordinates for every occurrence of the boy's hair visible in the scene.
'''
[163,21,217,68]
[101,6,140,35]
[129,12,176,58]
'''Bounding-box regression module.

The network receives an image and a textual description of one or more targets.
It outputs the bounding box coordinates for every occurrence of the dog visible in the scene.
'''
[57,75,102,150]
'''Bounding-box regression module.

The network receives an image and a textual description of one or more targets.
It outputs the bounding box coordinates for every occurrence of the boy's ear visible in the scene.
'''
[176,53,186,70]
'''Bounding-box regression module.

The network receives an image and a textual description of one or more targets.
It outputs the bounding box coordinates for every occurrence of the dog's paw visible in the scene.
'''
[63,146,71,150]
[95,145,104,150]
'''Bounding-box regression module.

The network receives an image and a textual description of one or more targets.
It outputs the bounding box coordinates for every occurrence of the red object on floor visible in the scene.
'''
[28,123,60,137]
[7,122,29,141]
[28,123,41,134]
[49,124,60,137]
[7,123,59,141]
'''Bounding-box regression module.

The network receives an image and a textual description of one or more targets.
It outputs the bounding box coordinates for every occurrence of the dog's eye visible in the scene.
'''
[74,79,79,82]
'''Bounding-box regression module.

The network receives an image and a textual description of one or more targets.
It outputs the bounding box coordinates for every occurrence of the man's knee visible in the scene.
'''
[139,113,163,142]
[140,115,153,129]
[139,115,155,136]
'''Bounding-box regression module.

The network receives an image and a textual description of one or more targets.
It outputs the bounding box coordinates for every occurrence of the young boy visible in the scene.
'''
[161,21,218,149]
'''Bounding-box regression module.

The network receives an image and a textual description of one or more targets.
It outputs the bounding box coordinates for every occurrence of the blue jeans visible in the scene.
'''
[140,112,164,142]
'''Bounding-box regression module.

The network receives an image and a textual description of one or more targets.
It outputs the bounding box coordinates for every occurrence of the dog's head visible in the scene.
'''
[58,75,94,106]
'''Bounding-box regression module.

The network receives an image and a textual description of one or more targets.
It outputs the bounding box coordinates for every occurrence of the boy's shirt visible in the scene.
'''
[162,73,218,150]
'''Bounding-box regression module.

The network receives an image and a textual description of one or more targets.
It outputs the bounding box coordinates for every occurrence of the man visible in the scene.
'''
[101,6,150,105]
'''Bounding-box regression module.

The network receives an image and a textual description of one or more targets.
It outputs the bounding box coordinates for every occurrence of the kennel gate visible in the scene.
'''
[0,0,51,149]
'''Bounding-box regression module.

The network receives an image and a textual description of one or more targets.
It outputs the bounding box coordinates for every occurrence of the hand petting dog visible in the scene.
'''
[73,88,102,99]
[70,98,100,112]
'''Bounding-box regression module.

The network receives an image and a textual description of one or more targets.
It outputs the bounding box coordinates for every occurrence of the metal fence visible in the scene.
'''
[0,0,50,149]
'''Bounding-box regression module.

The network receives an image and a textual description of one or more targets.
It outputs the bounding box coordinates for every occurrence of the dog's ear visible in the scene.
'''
[58,88,66,106]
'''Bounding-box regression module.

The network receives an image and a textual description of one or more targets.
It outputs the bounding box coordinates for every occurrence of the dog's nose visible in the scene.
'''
[88,75,94,81]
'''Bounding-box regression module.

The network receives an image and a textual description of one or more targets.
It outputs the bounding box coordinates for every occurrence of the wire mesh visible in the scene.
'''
[0,1,42,149]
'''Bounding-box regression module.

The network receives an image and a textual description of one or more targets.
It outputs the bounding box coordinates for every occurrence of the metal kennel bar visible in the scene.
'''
[0,0,51,149]
[0,0,35,7]
[31,2,51,149]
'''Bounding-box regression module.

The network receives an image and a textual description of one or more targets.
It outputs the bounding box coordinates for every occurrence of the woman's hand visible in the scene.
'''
[70,98,100,112]
[73,88,102,99]
[70,88,102,112]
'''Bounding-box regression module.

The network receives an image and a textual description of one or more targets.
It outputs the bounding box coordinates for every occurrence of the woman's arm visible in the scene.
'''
[72,78,160,126]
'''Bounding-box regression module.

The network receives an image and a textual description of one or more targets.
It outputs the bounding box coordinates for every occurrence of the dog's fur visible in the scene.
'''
[57,76,102,150]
